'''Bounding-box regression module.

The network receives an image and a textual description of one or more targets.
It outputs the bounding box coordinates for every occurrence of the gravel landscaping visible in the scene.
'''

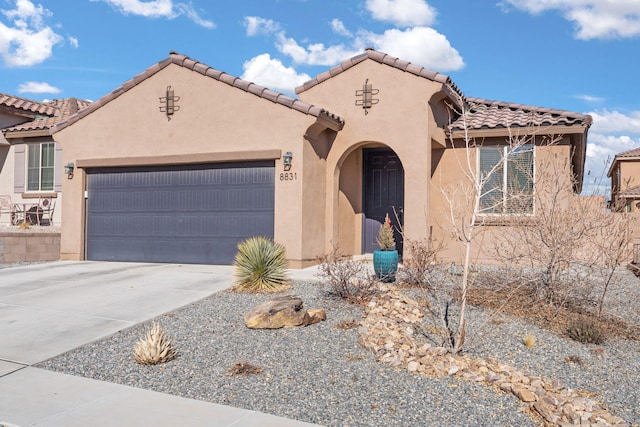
[36,268,640,427]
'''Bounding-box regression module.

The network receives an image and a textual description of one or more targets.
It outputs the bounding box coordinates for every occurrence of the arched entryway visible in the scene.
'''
[362,147,404,256]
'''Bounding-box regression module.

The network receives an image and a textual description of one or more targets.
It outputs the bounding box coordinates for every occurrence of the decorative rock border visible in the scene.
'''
[357,286,631,427]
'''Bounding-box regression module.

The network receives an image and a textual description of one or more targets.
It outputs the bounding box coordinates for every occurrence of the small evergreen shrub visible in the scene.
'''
[567,317,606,345]
[232,236,290,293]
[376,214,395,250]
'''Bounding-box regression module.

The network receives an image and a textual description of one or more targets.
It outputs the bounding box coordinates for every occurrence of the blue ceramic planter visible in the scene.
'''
[373,249,398,283]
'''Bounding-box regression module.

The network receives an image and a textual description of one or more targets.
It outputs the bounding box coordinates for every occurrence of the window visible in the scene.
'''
[27,143,55,192]
[479,145,534,214]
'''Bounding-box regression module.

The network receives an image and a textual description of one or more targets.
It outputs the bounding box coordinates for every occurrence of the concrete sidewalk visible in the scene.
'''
[0,261,322,427]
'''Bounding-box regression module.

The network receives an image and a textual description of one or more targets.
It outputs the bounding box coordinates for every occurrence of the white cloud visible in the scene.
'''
[18,81,61,94]
[581,110,640,194]
[501,0,640,40]
[68,35,79,48]
[366,0,436,27]
[575,94,604,103]
[589,110,640,134]
[244,16,280,37]
[276,32,363,66]
[0,0,63,67]
[331,18,352,38]
[96,0,214,28]
[363,27,464,71]
[241,53,311,95]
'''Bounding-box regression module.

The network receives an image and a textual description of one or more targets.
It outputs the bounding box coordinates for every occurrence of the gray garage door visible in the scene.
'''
[86,161,274,264]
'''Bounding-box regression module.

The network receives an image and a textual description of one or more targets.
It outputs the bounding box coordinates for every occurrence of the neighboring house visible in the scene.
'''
[51,49,591,266]
[0,94,90,225]
[608,147,640,212]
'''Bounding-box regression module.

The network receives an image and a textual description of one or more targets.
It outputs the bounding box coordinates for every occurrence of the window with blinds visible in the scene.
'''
[479,145,534,214]
[27,142,55,192]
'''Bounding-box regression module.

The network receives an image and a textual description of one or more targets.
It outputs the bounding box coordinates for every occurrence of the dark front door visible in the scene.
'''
[363,148,404,255]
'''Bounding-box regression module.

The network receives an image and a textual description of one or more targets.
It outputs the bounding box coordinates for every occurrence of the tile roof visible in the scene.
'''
[0,93,58,116]
[607,146,640,177]
[1,96,91,137]
[612,146,640,159]
[295,48,464,106]
[619,184,640,197]
[294,49,590,133]
[52,52,344,134]
[450,98,593,131]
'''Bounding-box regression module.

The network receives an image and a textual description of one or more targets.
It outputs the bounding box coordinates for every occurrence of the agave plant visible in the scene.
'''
[233,236,290,293]
[133,322,177,365]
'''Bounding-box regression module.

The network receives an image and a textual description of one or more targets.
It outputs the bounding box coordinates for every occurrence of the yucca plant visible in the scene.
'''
[232,236,290,293]
[133,322,177,365]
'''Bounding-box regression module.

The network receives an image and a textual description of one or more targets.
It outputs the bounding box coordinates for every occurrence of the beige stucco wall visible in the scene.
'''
[298,59,445,254]
[54,63,327,266]
[430,138,575,264]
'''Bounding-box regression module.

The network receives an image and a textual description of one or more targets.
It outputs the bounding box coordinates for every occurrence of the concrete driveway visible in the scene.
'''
[0,261,234,366]
[0,261,321,426]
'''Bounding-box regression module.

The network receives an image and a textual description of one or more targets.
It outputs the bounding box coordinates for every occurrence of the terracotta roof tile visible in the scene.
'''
[52,52,343,134]
[614,146,640,158]
[450,97,592,131]
[0,93,59,116]
[295,48,463,106]
[619,185,640,197]
[2,97,91,136]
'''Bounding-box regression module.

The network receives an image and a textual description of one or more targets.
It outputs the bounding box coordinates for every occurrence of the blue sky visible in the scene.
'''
[1,0,639,193]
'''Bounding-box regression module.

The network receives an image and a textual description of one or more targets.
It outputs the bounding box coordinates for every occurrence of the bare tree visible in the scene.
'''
[437,101,541,354]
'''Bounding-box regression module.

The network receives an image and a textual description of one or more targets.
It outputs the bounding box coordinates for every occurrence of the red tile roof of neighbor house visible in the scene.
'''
[0,93,59,116]
[619,185,640,197]
[52,52,345,134]
[606,146,640,177]
[1,96,91,137]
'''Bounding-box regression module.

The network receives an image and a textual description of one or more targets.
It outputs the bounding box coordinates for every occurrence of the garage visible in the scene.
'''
[85,161,274,264]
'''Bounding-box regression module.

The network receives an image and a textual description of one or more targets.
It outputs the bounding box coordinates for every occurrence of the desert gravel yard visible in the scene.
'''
[37,270,640,427]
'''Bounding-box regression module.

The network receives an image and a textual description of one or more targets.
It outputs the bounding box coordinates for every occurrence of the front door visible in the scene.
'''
[363,148,404,255]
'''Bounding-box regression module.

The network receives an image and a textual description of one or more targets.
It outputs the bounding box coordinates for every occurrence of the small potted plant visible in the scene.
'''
[373,213,398,282]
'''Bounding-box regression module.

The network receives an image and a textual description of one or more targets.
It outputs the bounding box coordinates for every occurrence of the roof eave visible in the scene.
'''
[3,129,51,139]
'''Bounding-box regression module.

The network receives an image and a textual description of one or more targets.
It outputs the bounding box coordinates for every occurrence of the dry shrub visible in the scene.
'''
[227,361,262,376]
[466,270,637,341]
[564,355,584,365]
[134,322,177,365]
[316,247,379,304]
[567,316,606,345]
[398,237,444,288]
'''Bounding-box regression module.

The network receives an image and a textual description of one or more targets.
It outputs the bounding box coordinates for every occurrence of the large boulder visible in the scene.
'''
[244,295,326,329]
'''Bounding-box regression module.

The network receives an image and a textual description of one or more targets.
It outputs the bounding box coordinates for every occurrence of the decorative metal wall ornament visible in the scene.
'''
[355,78,379,115]
[159,86,180,120]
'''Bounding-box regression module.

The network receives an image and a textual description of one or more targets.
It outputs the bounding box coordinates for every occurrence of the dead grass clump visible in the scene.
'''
[465,272,638,342]
[134,322,177,365]
[227,361,262,376]
[567,316,606,345]
[564,354,584,365]
[335,319,360,330]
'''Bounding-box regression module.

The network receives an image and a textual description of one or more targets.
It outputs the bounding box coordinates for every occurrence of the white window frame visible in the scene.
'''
[478,144,535,215]
[26,142,55,192]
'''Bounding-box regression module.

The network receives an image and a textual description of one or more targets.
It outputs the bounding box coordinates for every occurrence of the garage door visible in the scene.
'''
[85,161,274,264]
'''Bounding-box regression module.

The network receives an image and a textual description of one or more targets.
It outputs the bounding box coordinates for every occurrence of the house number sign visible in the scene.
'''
[279,172,297,181]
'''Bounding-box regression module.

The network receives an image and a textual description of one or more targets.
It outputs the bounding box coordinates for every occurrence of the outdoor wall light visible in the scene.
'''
[283,151,293,171]
[64,162,75,178]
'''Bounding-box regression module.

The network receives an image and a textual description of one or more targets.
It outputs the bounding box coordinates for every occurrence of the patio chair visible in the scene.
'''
[37,197,56,226]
